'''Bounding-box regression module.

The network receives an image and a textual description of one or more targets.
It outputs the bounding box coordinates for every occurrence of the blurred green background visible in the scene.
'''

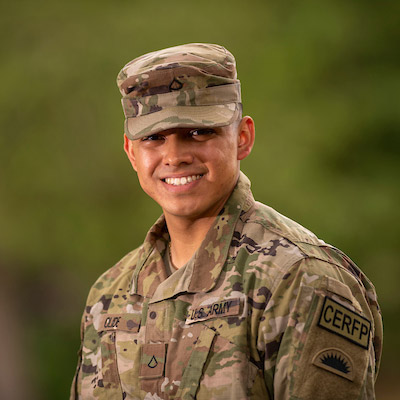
[1,0,399,398]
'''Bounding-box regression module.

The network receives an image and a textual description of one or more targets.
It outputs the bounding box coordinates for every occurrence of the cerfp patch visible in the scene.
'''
[318,297,371,349]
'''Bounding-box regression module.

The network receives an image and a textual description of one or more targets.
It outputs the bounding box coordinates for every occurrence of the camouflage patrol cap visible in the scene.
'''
[117,43,241,140]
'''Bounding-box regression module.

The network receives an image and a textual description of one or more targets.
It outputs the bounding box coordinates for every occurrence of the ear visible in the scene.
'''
[236,116,255,161]
[124,134,138,171]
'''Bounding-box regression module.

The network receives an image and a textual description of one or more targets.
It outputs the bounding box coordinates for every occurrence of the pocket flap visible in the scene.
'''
[326,277,362,312]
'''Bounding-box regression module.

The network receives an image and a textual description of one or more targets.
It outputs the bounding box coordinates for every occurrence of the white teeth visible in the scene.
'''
[165,175,202,186]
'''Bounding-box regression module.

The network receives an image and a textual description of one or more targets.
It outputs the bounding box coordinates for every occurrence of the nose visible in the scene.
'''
[162,134,193,166]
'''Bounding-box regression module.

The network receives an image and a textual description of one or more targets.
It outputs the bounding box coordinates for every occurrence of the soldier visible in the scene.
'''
[70,43,382,399]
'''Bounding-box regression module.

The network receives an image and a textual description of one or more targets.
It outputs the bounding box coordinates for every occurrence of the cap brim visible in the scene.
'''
[125,103,239,140]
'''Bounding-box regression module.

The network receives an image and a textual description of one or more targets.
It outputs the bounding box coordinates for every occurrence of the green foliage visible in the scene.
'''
[1,0,399,398]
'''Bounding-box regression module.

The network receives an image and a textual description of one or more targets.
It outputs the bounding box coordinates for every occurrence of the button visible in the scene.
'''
[149,311,157,319]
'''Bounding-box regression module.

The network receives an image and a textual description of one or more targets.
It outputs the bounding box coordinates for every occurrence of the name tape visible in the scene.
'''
[99,314,140,332]
[186,298,240,324]
[318,297,371,349]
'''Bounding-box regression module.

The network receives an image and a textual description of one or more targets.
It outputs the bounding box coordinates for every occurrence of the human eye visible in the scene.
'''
[141,133,164,142]
[188,128,215,140]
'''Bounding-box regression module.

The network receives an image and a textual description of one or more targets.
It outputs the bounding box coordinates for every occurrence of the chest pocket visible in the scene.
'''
[98,313,141,391]
[166,298,260,400]
[174,326,217,399]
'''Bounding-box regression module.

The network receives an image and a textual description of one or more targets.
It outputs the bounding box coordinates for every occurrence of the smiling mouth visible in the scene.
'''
[163,174,203,186]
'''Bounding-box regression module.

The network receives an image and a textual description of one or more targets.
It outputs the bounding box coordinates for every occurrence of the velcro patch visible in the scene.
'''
[318,297,371,349]
[186,298,240,324]
[312,348,354,381]
[99,313,141,332]
[139,343,166,379]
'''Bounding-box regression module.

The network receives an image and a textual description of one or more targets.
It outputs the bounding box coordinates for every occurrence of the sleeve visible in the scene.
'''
[258,257,383,400]
[69,308,87,400]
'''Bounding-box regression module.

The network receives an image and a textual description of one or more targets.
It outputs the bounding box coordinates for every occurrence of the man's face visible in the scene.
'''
[124,119,254,222]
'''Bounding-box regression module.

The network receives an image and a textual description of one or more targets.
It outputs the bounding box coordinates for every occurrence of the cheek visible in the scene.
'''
[218,143,239,168]
[134,152,155,175]
[209,149,239,182]
[133,160,152,190]
[136,170,157,200]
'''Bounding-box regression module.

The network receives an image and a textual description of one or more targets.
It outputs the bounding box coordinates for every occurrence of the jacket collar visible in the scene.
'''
[130,172,254,301]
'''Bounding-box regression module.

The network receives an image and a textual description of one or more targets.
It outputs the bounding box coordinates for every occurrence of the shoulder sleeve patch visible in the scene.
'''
[312,348,354,381]
[318,297,371,349]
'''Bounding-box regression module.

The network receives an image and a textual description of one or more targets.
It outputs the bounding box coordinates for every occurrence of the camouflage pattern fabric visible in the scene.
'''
[71,172,382,399]
[116,43,242,140]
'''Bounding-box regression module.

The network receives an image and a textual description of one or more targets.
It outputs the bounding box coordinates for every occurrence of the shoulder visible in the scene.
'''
[235,200,373,292]
[234,200,322,274]
[245,201,322,246]
[238,200,381,329]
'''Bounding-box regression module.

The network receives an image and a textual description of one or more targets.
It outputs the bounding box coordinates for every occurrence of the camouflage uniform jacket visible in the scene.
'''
[71,172,382,400]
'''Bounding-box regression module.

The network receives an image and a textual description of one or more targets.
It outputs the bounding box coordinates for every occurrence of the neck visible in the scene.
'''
[163,176,238,268]
[165,215,216,269]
